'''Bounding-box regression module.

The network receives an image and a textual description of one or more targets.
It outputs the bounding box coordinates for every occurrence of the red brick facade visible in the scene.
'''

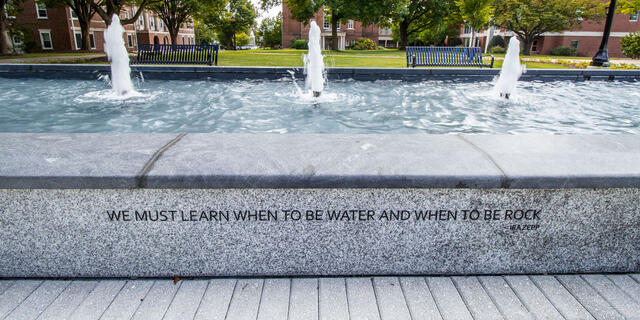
[8,1,195,53]
[461,12,640,58]
[282,3,395,49]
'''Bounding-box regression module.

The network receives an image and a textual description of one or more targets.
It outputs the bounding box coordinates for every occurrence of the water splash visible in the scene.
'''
[495,37,525,99]
[104,14,136,96]
[304,21,325,97]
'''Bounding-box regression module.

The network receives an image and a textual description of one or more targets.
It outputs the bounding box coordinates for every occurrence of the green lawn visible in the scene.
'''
[218,49,571,69]
[0,48,595,69]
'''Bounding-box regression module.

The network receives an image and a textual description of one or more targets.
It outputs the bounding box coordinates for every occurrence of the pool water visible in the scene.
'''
[0,77,638,134]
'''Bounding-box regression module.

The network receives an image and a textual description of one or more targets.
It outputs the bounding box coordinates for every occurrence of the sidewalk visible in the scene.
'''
[0,54,106,64]
[1,274,639,319]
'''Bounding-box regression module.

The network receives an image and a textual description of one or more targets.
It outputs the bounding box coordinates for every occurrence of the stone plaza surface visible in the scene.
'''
[1,274,640,320]
[1,134,639,277]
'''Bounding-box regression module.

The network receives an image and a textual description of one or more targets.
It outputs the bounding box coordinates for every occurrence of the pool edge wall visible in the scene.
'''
[1,133,639,277]
[1,64,640,81]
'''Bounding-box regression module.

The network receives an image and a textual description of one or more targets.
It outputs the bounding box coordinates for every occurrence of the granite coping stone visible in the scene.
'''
[1,133,640,189]
[0,64,639,81]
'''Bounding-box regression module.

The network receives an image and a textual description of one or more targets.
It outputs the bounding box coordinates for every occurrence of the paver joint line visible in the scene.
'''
[457,135,510,188]
[136,133,187,188]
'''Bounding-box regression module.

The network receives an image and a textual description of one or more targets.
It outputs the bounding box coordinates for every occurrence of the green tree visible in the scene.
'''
[45,0,96,50]
[621,33,640,59]
[492,0,604,55]
[388,0,453,49]
[618,0,640,14]
[0,0,22,55]
[195,20,216,44]
[90,0,157,26]
[149,0,224,45]
[283,0,395,50]
[456,0,492,47]
[257,14,282,48]
[204,0,256,49]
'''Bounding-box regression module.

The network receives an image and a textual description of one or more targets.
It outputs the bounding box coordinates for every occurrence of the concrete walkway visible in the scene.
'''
[1,274,639,319]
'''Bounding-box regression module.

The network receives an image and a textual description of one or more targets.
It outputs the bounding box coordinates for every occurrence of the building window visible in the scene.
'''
[138,15,145,30]
[36,2,47,19]
[570,40,579,49]
[159,19,164,31]
[163,37,168,44]
[182,36,185,44]
[89,33,95,48]
[150,16,155,30]
[323,16,330,30]
[336,23,340,31]
[39,30,52,49]
[348,20,354,29]
[630,11,639,21]
[127,34,133,47]
[70,7,77,19]
[124,10,130,19]
[74,32,82,50]
[531,40,538,51]
[464,25,472,34]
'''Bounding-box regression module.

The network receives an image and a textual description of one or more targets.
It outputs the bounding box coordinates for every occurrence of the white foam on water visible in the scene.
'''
[495,37,525,98]
[304,21,325,95]
[104,14,136,96]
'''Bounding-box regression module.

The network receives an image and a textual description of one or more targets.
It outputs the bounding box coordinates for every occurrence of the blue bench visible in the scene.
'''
[406,47,494,68]
[134,44,219,66]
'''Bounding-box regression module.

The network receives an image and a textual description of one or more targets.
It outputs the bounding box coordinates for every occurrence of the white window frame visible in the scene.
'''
[138,15,145,30]
[570,40,579,49]
[69,7,77,19]
[347,20,354,29]
[630,11,639,22]
[74,32,82,50]
[89,33,95,49]
[149,16,155,31]
[124,10,130,19]
[35,2,48,19]
[39,29,53,49]
[4,3,16,18]
[531,39,538,51]
[323,16,330,30]
[127,33,133,47]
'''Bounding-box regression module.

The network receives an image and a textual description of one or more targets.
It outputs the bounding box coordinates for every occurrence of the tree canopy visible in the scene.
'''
[492,0,605,54]
[456,0,492,46]
[149,0,225,45]
[202,0,256,49]
[258,14,282,48]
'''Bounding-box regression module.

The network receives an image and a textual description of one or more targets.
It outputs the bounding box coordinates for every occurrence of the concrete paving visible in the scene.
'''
[1,274,639,319]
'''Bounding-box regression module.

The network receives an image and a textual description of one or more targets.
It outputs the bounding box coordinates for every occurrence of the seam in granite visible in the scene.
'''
[457,135,511,188]
[136,133,187,188]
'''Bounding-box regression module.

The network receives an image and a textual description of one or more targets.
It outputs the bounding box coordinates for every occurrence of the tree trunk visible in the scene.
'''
[398,20,409,49]
[169,27,179,45]
[79,19,91,51]
[331,14,338,50]
[521,36,532,55]
[0,4,9,55]
[469,30,475,47]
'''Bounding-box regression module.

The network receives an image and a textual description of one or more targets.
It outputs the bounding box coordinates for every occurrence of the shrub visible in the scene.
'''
[291,39,309,49]
[351,38,376,50]
[550,46,578,56]
[621,33,640,59]
[448,37,462,47]
[489,46,506,54]
[488,36,506,48]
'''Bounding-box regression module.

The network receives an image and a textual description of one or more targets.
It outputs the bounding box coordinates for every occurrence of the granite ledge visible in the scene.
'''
[1,133,640,189]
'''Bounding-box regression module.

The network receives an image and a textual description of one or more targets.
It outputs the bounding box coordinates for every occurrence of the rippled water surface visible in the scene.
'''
[0,77,638,133]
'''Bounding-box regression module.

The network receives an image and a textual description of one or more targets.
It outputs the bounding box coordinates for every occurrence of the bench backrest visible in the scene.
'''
[406,47,485,66]
[136,44,219,66]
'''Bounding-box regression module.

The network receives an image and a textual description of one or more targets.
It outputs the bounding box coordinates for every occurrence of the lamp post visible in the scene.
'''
[591,0,617,67]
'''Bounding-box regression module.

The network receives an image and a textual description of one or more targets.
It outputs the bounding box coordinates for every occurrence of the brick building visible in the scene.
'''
[282,2,395,49]
[5,0,195,53]
[460,11,640,58]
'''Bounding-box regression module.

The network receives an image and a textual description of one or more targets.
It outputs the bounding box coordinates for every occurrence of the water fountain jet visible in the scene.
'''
[495,37,525,99]
[104,14,136,96]
[305,21,325,98]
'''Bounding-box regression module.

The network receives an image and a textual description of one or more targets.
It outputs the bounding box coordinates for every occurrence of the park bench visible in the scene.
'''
[134,44,219,66]
[406,46,494,68]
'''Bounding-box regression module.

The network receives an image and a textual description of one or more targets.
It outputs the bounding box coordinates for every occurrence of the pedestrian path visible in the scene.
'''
[1,274,639,319]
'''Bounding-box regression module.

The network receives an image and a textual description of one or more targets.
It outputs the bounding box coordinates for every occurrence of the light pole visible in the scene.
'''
[591,0,617,67]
